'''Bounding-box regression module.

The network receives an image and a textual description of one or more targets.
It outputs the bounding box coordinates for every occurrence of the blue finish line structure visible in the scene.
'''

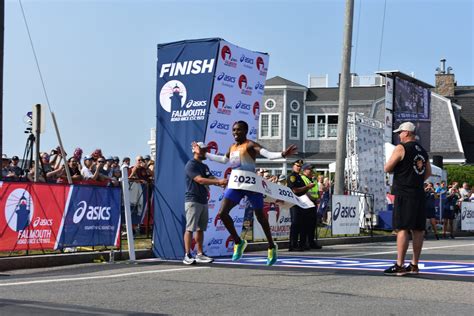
[214,255,474,277]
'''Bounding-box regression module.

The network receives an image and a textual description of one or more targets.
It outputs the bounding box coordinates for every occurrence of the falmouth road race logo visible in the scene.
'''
[159,80,187,113]
[159,80,207,122]
[5,189,34,232]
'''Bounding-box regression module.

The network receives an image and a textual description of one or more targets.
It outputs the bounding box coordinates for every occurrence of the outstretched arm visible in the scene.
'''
[205,152,229,164]
[252,142,298,160]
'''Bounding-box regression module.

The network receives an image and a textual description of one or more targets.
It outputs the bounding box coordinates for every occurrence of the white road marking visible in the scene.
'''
[339,243,474,258]
[0,266,209,287]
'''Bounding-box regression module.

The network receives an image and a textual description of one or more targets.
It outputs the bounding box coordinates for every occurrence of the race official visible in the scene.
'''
[384,122,431,276]
[183,142,228,265]
[300,164,321,249]
[287,160,313,251]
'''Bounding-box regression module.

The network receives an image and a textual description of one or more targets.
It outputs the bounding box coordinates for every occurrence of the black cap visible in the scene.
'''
[11,156,19,161]
[293,159,303,166]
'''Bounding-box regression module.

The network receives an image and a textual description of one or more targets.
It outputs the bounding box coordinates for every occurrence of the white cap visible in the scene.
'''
[393,122,415,133]
[195,142,208,149]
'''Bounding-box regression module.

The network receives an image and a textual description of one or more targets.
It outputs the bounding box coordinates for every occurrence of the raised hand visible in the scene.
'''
[282,144,298,157]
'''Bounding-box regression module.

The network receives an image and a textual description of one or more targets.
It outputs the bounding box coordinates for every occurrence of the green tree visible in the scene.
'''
[444,165,474,186]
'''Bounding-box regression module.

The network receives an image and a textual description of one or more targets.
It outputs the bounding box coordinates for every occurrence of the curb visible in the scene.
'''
[0,249,153,272]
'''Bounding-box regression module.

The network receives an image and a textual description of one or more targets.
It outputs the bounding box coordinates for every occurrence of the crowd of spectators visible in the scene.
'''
[1,147,155,186]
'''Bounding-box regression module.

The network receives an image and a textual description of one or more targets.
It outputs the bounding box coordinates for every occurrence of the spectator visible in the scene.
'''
[263,170,272,180]
[81,156,95,179]
[122,157,131,167]
[102,156,115,177]
[121,156,132,177]
[73,147,83,164]
[91,149,103,161]
[129,156,152,183]
[459,182,471,202]
[147,159,155,175]
[436,181,447,194]
[424,182,439,240]
[6,156,23,180]
[443,184,460,239]
[2,156,11,179]
[57,157,83,183]
[277,174,286,186]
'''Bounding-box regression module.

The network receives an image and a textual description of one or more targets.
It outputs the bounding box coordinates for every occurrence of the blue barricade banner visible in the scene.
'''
[154,38,220,259]
[56,185,121,248]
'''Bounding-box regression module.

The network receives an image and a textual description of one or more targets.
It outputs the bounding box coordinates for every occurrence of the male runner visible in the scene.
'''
[202,120,297,266]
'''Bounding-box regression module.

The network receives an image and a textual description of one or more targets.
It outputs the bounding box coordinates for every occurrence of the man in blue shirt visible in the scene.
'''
[183,142,228,265]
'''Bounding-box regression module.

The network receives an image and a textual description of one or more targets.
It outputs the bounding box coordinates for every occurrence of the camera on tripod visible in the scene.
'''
[23,111,33,134]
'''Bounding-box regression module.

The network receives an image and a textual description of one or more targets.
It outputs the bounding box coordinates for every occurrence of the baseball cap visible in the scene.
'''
[84,155,92,161]
[302,163,313,170]
[195,142,208,149]
[144,155,151,160]
[278,174,286,182]
[393,122,415,133]
[11,155,19,161]
[106,156,114,161]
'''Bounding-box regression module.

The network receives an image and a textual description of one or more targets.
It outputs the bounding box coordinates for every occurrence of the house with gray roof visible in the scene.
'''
[256,70,466,176]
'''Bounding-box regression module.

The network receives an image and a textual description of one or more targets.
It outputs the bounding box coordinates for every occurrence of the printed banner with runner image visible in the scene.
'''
[227,170,314,209]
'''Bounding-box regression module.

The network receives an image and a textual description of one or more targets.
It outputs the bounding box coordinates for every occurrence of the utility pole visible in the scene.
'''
[334,0,355,195]
[0,0,4,163]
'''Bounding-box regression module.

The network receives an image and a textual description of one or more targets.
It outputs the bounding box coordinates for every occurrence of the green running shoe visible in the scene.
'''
[232,239,248,261]
[266,244,278,266]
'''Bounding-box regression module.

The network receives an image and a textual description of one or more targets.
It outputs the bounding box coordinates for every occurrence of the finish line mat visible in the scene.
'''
[214,255,474,277]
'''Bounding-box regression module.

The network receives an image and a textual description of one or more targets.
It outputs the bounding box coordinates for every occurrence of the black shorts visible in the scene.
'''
[393,195,426,230]
[442,208,455,220]
[426,207,436,219]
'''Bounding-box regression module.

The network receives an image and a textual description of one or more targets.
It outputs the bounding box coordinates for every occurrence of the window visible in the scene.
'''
[259,113,280,138]
[265,99,276,110]
[290,113,299,139]
[290,100,300,111]
[306,114,338,139]
[307,115,316,138]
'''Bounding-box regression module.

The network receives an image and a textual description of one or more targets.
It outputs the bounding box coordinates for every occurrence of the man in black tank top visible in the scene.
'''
[384,122,432,276]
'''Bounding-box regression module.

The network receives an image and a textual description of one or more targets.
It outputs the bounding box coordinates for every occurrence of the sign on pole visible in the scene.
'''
[331,195,360,235]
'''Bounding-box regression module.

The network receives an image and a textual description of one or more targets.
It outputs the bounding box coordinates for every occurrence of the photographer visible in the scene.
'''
[129,156,152,183]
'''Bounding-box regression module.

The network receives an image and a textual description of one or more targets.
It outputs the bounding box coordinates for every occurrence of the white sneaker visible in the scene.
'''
[195,253,214,263]
[183,254,196,265]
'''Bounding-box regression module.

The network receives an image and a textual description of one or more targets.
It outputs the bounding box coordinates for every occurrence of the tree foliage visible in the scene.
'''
[444,165,474,186]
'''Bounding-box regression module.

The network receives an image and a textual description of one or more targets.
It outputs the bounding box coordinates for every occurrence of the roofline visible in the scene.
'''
[375,70,434,89]
[431,91,462,109]
[432,92,464,154]
[265,85,307,91]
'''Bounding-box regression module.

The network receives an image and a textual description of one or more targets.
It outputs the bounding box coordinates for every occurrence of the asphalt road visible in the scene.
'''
[0,237,473,315]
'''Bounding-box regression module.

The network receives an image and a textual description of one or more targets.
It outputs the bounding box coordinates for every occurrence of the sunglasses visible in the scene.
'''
[98,160,105,163]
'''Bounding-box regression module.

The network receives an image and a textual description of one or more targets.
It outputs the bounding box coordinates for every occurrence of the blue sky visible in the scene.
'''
[4,0,473,160]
